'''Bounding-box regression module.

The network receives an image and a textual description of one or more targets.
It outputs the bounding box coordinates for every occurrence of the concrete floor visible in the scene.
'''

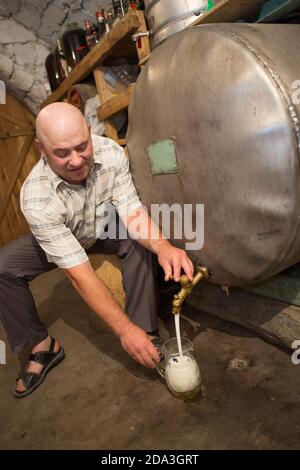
[1,256,300,450]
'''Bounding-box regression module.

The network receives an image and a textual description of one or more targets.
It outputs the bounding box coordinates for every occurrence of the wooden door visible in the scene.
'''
[0,94,39,245]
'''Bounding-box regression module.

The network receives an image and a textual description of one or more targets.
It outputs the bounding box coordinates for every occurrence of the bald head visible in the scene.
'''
[36,102,89,145]
[35,102,94,184]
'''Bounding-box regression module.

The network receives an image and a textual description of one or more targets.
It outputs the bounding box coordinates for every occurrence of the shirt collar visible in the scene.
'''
[43,143,102,191]
[43,157,63,190]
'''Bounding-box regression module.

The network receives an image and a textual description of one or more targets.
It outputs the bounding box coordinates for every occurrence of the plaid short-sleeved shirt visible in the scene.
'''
[20,135,142,269]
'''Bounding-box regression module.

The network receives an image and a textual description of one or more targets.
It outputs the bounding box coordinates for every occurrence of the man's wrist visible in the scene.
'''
[113,316,134,339]
[151,238,171,255]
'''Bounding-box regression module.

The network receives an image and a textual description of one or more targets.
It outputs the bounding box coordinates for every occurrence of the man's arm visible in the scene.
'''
[21,208,160,369]
[122,206,194,282]
[110,146,193,281]
[63,260,160,368]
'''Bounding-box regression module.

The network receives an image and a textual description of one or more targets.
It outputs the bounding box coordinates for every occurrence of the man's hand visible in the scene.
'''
[64,262,160,369]
[119,323,161,368]
[122,207,194,283]
[155,240,194,282]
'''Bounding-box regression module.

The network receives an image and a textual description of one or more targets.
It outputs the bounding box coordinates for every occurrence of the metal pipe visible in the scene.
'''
[132,31,152,42]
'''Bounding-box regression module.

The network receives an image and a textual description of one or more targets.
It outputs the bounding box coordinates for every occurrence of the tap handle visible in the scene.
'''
[170,265,212,316]
[169,265,212,286]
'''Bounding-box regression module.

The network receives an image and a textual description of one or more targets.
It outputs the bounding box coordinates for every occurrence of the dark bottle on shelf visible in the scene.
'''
[112,0,127,17]
[61,23,89,69]
[45,48,65,92]
[130,1,138,10]
[96,9,106,38]
[136,0,145,9]
[56,38,69,77]
[111,1,140,16]
[83,19,99,49]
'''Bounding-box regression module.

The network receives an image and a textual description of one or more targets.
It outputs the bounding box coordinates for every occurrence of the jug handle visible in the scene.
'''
[155,345,165,379]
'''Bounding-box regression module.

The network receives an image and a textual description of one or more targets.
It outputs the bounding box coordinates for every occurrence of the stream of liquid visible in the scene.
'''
[174,313,183,356]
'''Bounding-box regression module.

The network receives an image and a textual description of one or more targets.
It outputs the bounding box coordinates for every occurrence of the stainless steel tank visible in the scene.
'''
[127,24,300,287]
[144,0,207,47]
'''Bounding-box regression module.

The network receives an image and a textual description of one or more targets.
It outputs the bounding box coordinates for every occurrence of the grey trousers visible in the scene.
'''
[0,234,159,355]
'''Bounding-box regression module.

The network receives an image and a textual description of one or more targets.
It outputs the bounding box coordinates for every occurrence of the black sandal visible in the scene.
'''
[13,337,65,398]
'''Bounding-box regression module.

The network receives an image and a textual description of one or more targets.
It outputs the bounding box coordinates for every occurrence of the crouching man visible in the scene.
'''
[0,102,194,398]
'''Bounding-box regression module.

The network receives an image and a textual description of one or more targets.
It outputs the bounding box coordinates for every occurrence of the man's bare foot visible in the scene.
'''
[16,336,60,393]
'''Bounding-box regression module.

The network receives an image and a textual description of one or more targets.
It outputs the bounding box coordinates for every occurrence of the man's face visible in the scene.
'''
[37,125,94,184]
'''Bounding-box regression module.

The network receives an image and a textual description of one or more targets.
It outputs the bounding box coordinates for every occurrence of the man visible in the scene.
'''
[0,102,194,398]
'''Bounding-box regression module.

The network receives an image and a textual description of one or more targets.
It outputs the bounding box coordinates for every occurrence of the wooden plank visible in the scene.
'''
[97,84,134,121]
[105,124,119,141]
[93,68,120,142]
[188,282,300,350]
[0,94,37,244]
[0,109,32,129]
[5,192,23,242]
[93,68,115,102]
[257,0,300,22]
[0,215,13,245]
[192,0,266,26]
[0,134,34,223]
[41,11,141,108]
[243,265,300,307]
[135,10,151,64]
[0,128,34,139]
[0,117,12,196]
[139,53,151,67]
[10,144,37,239]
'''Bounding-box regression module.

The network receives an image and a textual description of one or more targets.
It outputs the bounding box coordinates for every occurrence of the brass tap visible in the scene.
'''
[171,266,212,315]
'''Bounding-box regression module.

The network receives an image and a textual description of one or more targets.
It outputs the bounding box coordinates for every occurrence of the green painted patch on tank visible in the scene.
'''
[147,139,179,175]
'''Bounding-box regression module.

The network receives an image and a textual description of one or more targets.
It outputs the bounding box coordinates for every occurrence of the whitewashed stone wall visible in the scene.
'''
[0,16,51,114]
[0,0,110,114]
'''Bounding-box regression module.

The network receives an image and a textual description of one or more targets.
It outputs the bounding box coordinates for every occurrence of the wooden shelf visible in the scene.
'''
[41,10,142,108]
[192,0,266,26]
[41,9,150,145]
[97,84,134,121]
[41,1,268,143]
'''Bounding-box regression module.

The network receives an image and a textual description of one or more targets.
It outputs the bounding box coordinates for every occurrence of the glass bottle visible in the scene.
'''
[61,23,89,69]
[84,19,99,49]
